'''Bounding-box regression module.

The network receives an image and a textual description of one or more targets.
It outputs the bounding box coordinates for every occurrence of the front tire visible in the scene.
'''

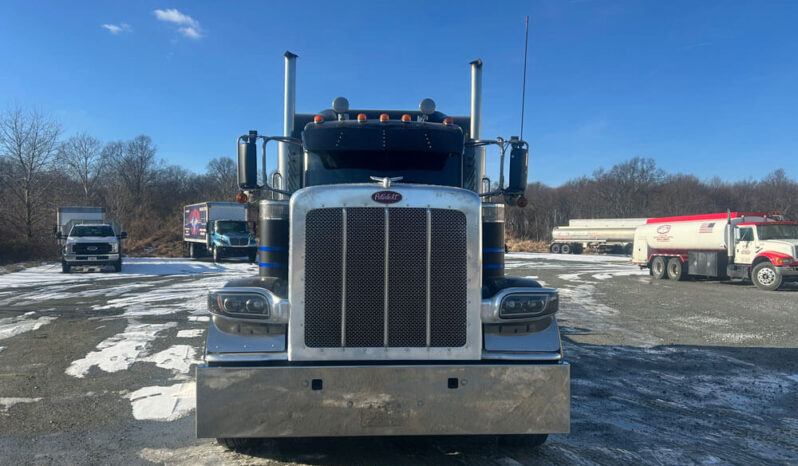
[752,262,782,291]
[213,246,221,263]
[217,437,260,451]
[666,257,686,281]
[498,434,548,448]
[62,262,71,273]
[651,256,667,279]
[113,259,122,272]
[560,243,572,254]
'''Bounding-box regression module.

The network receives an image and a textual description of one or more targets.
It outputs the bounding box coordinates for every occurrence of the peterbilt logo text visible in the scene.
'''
[371,191,402,204]
[656,225,671,234]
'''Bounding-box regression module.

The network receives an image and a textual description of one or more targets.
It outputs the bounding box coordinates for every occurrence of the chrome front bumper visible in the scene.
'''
[63,253,120,263]
[196,362,569,438]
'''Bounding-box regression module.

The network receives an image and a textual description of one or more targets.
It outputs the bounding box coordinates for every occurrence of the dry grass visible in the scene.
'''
[506,237,550,253]
[125,227,184,258]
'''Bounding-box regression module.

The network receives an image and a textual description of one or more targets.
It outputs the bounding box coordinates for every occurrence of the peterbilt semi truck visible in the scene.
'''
[195,52,570,450]
[54,206,127,273]
[550,217,648,254]
[183,202,257,262]
[632,212,798,290]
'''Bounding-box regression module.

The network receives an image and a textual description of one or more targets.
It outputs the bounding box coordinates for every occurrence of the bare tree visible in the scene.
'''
[0,107,61,239]
[110,135,157,207]
[206,156,238,201]
[58,132,105,203]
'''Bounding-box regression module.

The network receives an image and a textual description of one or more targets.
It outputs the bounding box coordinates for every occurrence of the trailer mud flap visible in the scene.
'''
[196,363,569,438]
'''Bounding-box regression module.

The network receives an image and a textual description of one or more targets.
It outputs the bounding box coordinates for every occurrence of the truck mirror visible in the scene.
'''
[119,231,128,239]
[56,232,62,240]
[734,228,740,240]
[238,131,259,189]
[507,144,529,194]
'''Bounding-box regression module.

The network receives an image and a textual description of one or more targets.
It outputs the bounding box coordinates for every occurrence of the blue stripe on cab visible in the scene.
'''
[482,248,504,253]
[259,246,286,251]
[483,264,504,269]
[258,262,286,268]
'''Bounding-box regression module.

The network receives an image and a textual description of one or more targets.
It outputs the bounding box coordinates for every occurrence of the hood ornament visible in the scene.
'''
[370,176,403,188]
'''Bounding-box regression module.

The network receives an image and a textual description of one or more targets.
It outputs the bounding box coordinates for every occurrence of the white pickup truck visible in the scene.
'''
[55,207,127,273]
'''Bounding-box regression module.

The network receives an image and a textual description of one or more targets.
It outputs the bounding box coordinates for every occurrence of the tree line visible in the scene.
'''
[1,106,796,263]
[506,157,798,241]
[0,106,238,263]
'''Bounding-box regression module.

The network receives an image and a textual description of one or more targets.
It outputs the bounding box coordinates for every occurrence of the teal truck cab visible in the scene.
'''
[183,202,257,262]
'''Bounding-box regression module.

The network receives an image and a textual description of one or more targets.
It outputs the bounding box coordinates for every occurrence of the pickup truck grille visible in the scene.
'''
[304,207,467,349]
[73,243,112,254]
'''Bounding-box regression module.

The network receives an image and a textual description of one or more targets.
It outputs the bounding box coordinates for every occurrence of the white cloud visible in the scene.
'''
[153,8,203,39]
[101,23,132,35]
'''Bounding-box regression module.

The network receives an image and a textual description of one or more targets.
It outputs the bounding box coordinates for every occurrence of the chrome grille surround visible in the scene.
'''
[289,184,481,361]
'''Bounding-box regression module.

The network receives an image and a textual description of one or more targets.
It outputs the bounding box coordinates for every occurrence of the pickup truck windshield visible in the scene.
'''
[757,224,798,240]
[70,225,115,237]
[216,221,248,234]
[304,150,461,187]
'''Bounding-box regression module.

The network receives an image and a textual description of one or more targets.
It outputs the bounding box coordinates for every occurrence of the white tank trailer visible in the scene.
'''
[550,218,647,254]
[632,212,798,290]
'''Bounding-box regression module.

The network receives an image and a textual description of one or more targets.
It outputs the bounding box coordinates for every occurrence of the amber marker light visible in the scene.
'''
[236,192,248,203]
[314,115,324,124]
[379,113,390,122]
[357,113,367,122]
[443,117,454,125]
[401,114,411,122]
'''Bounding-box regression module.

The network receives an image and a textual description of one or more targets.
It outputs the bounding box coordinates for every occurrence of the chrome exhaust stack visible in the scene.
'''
[278,51,298,196]
[470,59,485,192]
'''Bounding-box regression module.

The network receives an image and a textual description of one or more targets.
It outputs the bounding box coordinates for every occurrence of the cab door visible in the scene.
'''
[734,227,755,265]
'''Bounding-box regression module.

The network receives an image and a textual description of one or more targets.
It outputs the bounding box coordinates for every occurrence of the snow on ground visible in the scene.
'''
[0,397,43,414]
[142,345,200,374]
[176,329,204,338]
[0,313,57,341]
[126,382,195,422]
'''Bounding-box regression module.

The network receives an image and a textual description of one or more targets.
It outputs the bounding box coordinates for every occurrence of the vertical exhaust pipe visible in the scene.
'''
[470,59,485,192]
[278,51,298,197]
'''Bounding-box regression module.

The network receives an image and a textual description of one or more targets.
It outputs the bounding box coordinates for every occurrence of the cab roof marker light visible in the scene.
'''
[401,114,412,122]
[443,117,454,125]
[379,113,390,122]
[357,113,367,122]
[314,115,324,124]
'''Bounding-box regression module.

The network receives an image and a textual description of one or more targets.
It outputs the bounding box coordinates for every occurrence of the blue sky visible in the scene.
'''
[1,1,796,186]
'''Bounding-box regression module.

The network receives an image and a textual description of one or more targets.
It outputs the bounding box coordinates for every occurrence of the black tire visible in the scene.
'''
[560,243,572,254]
[189,243,196,259]
[666,257,686,281]
[498,434,548,448]
[212,246,220,263]
[62,262,71,273]
[751,261,783,291]
[217,437,260,451]
[550,243,561,254]
[113,259,122,273]
[651,256,667,279]
[624,243,633,256]
[249,252,257,263]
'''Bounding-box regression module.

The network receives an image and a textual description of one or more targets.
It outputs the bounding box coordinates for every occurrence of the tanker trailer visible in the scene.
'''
[550,218,647,254]
[632,212,798,290]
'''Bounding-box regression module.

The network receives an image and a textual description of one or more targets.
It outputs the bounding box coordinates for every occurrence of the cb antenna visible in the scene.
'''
[520,15,530,141]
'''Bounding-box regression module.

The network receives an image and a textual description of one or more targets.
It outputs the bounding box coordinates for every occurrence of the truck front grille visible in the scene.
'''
[73,243,112,254]
[228,238,248,246]
[304,207,467,348]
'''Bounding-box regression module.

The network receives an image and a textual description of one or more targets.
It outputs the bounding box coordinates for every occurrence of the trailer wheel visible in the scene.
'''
[498,434,548,448]
[560,243,571,254]
[62,262,71,273]
[212,246,220,263]
[752,262,783,291]
[217,437,260,451]
[624,244,633,256]
[666,257,686,281]
[651,257,667,279]
[189,243,196,259]
[550,243,561,254]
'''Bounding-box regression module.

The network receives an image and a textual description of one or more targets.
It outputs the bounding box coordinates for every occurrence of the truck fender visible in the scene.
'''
[753,251,793,267]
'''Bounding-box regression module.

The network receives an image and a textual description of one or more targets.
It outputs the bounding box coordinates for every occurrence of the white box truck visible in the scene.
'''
[55,206,126,273]
[632,211,798,290]
[183,202,256,263]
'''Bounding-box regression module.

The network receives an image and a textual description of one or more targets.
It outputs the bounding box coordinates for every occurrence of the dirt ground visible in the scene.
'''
[0,254,796,465]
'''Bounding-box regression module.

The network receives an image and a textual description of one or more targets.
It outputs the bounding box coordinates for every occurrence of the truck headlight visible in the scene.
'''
[207,287,288,322]
[482,288,559,322]
[110,242,119,253]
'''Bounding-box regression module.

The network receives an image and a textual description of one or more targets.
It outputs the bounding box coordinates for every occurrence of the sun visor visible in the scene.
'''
[302,121,464,154]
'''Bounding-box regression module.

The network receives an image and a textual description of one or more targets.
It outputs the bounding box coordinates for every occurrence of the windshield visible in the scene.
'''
[216,221,248,234]
[304,150,461,187]
[70,225,115,237]
[756,224,798,240]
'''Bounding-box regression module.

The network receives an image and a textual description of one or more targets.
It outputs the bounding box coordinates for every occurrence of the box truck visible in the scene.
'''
[183,202,257,263]
[55,206,126,273]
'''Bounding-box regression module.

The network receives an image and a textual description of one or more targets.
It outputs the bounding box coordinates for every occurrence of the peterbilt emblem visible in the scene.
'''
[656,225,671,234]
[87,246,98,251]
[372,191,402,204]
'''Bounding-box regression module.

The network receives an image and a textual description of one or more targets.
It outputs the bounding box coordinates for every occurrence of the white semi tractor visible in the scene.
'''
[632,212,798,290]
[550,218,648,254]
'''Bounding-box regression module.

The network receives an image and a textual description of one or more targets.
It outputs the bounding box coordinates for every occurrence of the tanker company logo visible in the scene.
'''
[656,224,671,234]
[189,208,202,236]
[371,191,402,204]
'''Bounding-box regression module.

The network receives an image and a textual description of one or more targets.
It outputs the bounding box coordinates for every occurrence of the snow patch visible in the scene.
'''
[65,321,177,377]
[0,315,57,341]
[176,329,203,338]
[142,345,199,374]
[126,382,195,421]
[0,397,42,413]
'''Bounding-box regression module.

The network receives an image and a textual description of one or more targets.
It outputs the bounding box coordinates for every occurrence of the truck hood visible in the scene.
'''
[760,240,798,258]
[66,236,118,244]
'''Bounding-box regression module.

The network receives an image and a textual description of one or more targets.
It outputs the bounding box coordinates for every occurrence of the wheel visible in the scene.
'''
[217,438,260,451]
[213,246,220,263]
[249,251,257,263]
[62,262,71,273]
[189,243,196,259]
[751,262,783,291]
[113,259,122,272]
[550,243,561,254]
[560,243,571,254]
[666,257,686,281]
[498,434,548,448]
[651,256,667,279]
[624,243,633,256]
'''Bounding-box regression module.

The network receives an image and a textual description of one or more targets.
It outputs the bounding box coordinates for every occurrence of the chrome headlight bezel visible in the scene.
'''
[481,287,559,323]
[207,287,289,323]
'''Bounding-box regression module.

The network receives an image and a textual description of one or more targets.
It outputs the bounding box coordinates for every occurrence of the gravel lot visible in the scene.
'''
[0,254,796,465]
